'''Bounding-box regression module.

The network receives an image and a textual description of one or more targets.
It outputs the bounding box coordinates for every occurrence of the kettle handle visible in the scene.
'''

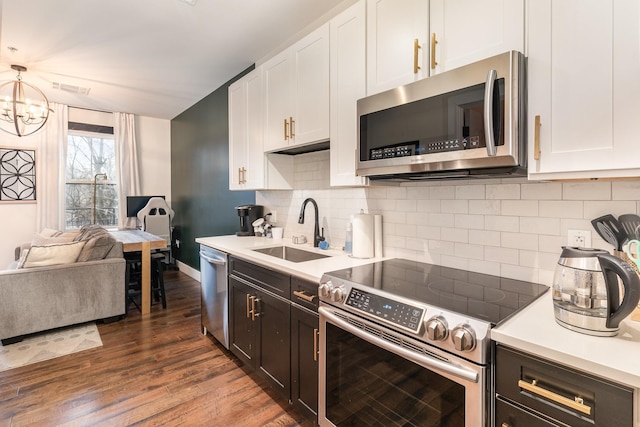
[598,254,640,328]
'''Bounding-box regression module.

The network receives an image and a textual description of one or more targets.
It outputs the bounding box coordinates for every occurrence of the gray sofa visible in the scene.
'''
[0,240,126,343]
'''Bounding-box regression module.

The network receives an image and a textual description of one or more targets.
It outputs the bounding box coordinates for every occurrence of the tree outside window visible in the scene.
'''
[65,131,118,229]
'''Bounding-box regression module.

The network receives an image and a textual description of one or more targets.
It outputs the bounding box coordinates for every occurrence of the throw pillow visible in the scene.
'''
[40,228,63,238]
[31,232,79,246]
[22,241,86,268]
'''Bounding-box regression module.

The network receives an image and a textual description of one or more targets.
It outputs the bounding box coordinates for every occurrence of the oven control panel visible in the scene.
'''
[345,288,425,334]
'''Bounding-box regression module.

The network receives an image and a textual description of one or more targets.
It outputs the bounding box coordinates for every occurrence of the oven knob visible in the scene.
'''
[319,281,332,298]
[425,316,449,341]
[330,286,345,303]
[451,324,476,352]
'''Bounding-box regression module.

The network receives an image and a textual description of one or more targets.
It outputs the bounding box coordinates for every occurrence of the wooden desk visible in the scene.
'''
[111,230,167,315]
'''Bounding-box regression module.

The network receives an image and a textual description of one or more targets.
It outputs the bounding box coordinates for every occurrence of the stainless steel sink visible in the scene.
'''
[252,245,330,263]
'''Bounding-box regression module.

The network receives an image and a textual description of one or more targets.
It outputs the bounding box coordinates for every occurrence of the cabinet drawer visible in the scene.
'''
[496,397,561,427]
[496,345,633,427]
[291,276,319,312]
[229,256,290,298]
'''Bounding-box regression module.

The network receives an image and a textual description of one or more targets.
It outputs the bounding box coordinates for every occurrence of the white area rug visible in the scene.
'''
[0,322,102,372]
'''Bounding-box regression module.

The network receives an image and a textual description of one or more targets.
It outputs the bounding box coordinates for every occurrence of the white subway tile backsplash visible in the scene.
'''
[486,183,520,199]
[501,232,538,251]
[501,200,539,217]
[469,229,501,247]
[521,182,562,200]
[441,227,469,243]
[441,199,469,214]
[485,215,519,232]
[256,151,639,285]
[456,184,486,200]
[454,214,485,230]
[563,181,611,200]
[484,246,519,265]
[539,201,583,219]
[469,200,501,215]
[519,217,560,236]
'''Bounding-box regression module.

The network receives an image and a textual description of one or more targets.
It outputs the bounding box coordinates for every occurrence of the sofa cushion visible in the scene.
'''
[74,225,116,262]
[22,241,86,268]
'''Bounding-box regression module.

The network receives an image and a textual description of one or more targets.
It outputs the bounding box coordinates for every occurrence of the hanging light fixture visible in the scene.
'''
[0,65,52,137]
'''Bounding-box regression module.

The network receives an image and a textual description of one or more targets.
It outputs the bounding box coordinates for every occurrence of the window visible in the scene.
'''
[65,130,118,229]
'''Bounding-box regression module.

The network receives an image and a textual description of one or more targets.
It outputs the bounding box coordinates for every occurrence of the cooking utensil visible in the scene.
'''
[623,239,640,271]
[552,246,640,336]
[619,214,640,240]
[591,214,627,250]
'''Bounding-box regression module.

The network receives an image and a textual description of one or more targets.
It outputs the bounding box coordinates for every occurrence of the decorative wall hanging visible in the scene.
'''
[0,148,36,202]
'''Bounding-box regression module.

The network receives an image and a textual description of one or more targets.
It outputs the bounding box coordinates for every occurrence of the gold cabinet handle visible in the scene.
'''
[246,293,251,318]
[534,115,541,160]
[313,328,319,362]
[238,167,242,185]
[518,379,592,415]
[413,38,421,74]
[284,118,289,140]
[290,116,295,138]
[293,290,317,303]
[242,167,247,184]
[430,33,438,70]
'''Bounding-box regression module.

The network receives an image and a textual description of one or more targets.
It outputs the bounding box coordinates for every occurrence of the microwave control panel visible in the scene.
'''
[369,136,481,160]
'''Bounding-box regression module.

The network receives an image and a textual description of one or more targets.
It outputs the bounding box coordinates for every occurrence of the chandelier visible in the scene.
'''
[0,65,52,137]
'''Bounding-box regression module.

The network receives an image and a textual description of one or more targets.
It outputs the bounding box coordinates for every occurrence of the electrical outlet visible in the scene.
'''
[175,239,180,248]
[270,210,277,224]
[568,230,591,248]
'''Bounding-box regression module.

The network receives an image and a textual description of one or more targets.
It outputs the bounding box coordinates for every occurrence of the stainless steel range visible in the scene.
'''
[317,258,548,427]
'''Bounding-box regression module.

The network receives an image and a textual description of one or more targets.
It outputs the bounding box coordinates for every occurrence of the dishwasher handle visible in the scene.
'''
[200,251,226,266]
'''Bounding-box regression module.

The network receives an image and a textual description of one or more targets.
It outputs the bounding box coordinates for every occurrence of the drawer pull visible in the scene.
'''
[518,379,592,415]
[293,290,317,303]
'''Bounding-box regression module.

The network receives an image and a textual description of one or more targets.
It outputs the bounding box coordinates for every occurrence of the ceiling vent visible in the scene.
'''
[52,82,91,96]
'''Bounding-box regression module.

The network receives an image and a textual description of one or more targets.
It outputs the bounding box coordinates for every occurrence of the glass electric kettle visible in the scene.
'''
[552,247,640,336]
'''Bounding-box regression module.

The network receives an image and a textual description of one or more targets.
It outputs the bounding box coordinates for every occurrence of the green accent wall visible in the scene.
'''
[170,65,255,270]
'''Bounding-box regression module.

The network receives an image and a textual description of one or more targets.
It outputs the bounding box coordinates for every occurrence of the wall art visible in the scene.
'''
[0,147,36,202]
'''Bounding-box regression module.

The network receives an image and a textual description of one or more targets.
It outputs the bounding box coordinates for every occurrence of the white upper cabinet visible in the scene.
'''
[528,0,640,180]
[330,0,368,187]
[263,23,330,152]
[229,68,292,191]
[366,0,430,95]
[429,0,524,75]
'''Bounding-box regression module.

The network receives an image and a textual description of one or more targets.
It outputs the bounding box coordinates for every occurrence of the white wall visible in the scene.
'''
[0,113,171,267]
[257,151,640,286]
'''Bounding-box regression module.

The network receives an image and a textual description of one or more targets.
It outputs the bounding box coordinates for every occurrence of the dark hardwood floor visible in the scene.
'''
[0,270,314,427]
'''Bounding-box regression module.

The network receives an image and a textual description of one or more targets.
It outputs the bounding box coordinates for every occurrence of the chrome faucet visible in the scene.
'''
[298,198,324,248]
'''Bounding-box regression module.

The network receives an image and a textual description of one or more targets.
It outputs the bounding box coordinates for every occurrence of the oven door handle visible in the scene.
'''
[320,307,479,384]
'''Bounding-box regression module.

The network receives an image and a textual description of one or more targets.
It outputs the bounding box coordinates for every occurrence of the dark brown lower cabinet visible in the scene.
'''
[229,274,290,399]
[291,304,319,420]
[228,256,319,424]
[495,344,633,427]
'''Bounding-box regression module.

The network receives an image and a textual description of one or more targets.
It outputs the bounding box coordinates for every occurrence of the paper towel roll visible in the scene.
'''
[352,213,374,259]
[374,214,383,258]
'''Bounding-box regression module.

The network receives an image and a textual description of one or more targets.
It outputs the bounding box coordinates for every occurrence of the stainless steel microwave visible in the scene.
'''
[357,51,526,180]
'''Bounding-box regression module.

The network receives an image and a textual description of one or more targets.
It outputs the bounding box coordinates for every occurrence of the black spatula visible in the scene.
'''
[591,214,627,250]
[619,214,640,241]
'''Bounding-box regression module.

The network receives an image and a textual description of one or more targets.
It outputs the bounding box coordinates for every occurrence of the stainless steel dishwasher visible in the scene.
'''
[199,245,229,349]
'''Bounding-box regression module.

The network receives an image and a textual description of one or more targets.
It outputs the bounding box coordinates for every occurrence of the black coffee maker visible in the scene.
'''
[235,204,264,236]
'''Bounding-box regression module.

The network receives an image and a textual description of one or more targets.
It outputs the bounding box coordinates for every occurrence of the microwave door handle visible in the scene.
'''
[484,69,498,156]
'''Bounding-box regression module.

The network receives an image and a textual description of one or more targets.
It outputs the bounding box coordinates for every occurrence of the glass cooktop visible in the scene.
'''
[324,258,549,325]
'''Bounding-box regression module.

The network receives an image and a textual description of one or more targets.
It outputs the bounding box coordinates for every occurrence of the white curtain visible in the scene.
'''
[36,102,68,232]
[114,112,141,229]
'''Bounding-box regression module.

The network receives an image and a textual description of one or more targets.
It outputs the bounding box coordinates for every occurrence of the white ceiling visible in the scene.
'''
[0,0,347,120]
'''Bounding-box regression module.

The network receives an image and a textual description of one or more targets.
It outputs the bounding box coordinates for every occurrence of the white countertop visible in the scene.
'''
[195,235,383,282]
[492,290,640,389]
